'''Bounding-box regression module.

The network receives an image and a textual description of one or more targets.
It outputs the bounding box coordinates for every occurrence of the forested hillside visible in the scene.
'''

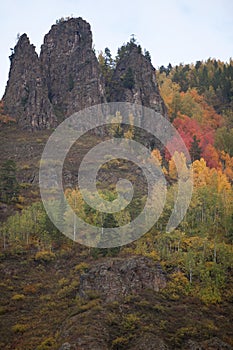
[0,51,233,349]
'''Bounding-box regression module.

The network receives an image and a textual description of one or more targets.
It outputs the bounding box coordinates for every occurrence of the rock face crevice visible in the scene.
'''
[3,17,167,130]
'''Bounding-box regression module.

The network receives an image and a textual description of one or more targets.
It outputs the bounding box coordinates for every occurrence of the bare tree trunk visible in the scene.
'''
[73,195,77,242]
[3,233,6,250]
[214,237,217,263]
[177,240,180,252]
[189,262,192,284]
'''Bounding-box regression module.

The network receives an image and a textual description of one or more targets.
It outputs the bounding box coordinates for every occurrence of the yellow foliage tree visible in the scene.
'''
[151,148,162,166]
[169,152,190,181]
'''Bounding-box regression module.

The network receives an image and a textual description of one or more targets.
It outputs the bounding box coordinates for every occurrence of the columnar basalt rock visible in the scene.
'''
[3,17,166,130]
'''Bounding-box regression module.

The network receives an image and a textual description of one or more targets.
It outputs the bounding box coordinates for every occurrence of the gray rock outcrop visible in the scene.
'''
[79,256,166,302]
[3,34,56,129]
[129,333,169,350]
[40,17,106,120]
[110,42,167,116]
[184,337,233,350]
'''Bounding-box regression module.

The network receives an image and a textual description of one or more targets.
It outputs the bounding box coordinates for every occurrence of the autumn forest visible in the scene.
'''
[0,40,233,349]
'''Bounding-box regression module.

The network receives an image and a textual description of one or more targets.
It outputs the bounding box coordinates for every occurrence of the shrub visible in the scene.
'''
[159,320,168,330]
[18,195,25,203]
[163,271,189,299]
[122,313,140,331]
[123,294,139,303]
[45,301,57,310]
[205,319,218,332]
[21,164,30,170]
[76,298,101,313]
[85,290,100,300]
[12,323,28,333]
[15,203,24,210]
[106,313,119,326]
[30,190,39,196]
[0,282,7,288]
[112,336,129,348]
[135,299,151,308]
[0,306,8,315]
[39,294,52,302]
[153,304,165,313]
[175,326,197,338]
[57,280,80,298]
[11,294,25,301]
[20,182,32,189]
[58,278,69,287]
[74,262,89,273]
[35,251,56,263]
[198,285,222,304]
[145,250,160,261]
[0,253,6,261]
[36,337,56,350]
[173,326,198,346]
[23,284,37,294]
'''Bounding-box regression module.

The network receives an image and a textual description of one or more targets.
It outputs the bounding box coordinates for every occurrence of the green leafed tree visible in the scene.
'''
[0,160,19,203]
[190,135,202,162]
[123,67,135,89]
[215,127,233,157]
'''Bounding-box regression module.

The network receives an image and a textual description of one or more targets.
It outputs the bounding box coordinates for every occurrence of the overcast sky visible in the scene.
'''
[1,0,233,97]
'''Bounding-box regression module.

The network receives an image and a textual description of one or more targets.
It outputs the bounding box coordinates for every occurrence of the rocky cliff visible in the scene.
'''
[3,17,166,130]
[2,34,56,129]
[40,17,106,120]
[109,42,167,115]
